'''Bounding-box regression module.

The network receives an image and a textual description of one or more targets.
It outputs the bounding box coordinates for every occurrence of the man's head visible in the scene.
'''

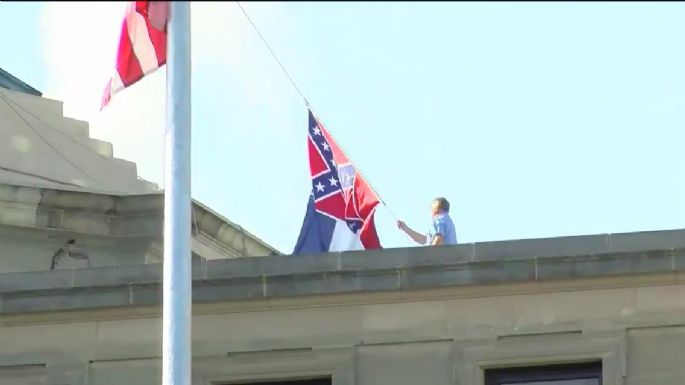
[431,197,450,216]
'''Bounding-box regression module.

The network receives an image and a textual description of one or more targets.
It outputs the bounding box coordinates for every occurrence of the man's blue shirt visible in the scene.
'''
[428,213,457,245]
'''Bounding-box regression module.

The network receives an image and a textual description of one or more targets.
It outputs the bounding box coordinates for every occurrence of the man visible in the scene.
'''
[397,197,457,246]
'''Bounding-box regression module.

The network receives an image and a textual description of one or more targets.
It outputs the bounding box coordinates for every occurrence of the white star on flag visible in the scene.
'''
[322,142,330,151]
[329,177,338,187]
[315,182,325,192]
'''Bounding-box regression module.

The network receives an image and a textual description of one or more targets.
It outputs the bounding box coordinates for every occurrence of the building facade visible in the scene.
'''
[2,229,685,385]
[1,70,684,385]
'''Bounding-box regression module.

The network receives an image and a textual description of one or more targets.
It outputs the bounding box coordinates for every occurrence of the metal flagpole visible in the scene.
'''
[163,2,192,385]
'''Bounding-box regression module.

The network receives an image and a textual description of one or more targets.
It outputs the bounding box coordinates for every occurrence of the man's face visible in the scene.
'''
[431,200,440,216]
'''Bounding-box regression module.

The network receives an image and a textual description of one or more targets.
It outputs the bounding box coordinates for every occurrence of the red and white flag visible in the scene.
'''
[101,1,169,109]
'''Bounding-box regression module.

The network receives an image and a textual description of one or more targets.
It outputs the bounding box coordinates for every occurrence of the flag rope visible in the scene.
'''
[235,1,398,222]
[235,2,310,107]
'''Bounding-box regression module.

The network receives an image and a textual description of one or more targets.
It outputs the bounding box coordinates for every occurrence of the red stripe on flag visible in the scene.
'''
[116,19,144,87]
[101,1,169,110]
[148,20,167,66]
[147,1,169,31]
[135,1,149,15]
[315,194,347,219]
[143,2,167,66]
[308,137,328,176]
[359,212,381,249]
[352,174,380,220]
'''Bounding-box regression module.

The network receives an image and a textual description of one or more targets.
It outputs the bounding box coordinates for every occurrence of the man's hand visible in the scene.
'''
[397,220,427,245]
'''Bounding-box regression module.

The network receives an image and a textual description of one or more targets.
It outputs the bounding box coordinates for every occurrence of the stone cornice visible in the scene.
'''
[1,228,683,319]
[0,183,279,256]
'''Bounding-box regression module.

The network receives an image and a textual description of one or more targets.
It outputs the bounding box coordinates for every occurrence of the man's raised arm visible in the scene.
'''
[397,220,427,245]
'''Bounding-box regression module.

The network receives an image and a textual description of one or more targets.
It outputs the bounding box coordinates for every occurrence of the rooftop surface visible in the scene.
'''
[1,228,684,316]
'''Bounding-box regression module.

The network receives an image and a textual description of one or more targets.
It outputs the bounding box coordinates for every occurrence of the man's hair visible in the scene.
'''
[433,197,450,212]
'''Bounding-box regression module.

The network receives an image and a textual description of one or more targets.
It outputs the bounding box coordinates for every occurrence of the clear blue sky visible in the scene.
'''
[2,2,685,253]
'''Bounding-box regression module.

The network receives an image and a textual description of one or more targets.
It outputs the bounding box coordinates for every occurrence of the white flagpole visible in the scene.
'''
[163,2,192,385]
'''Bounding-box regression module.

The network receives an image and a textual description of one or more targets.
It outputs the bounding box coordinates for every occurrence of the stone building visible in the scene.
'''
[1,69,685,385]
[0,69,277,274]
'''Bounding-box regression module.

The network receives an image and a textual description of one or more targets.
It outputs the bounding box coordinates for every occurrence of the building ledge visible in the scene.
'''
[1,228,684,316]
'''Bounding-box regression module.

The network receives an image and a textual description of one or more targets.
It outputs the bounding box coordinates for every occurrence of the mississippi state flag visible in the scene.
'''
[101,1,168,109]
[293,110,382,254]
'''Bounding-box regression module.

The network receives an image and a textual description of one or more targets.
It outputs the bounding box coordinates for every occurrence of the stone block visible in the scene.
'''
[206,253,340,280]
[46,362,88,385]
[627,326,685,379]
[113,194,163,212]
[0,322,97,366]
[266,273,337,298]
[263,270,398,298]
[669,250,685,271]
[0,270,72,293]
[1,287,131,314]
[536,251,673,281]
[0,364,47,385]
[193,278,264,303]
[73,264,162,287]
[112,215,161,237]
[90,358,161,385]
[130,284,161,307]
[87,138,114,158]
[360,302,449,343]
[357,342,453,385]
[609,229,685,254]
[330,269,399,293]
[94,318,161,360]
[634,285,685,314]
[475,234,610,262]
[401,260,535,289]
[340,244,472,270]
[358,270,401,292]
